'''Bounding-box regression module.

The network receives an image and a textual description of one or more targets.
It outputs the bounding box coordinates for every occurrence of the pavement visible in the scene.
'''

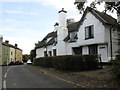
[27,65,120,88]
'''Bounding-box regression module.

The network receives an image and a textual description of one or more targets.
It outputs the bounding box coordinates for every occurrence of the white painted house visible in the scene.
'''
[35,7,120,62]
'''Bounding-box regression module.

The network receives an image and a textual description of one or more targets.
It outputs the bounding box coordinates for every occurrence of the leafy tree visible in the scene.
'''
[30,49,36,62]
[22,54,30,62]
[74,0,120,14]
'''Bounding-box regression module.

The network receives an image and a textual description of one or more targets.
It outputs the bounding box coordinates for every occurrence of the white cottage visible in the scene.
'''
[35,7,120,62]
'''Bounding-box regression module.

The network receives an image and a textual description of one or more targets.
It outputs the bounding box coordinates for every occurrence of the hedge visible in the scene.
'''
[110,55,120,80]
[33,55,99,71]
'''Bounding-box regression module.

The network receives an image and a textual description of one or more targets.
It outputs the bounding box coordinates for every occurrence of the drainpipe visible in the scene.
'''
[110,26,113,60]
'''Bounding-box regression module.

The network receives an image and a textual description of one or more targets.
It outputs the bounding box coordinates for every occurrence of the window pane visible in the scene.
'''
[91,25,94,38]
[85,27,89,39]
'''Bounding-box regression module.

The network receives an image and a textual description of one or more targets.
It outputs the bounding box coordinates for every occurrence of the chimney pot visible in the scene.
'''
[15,44,17,47]
[5,40,9,44]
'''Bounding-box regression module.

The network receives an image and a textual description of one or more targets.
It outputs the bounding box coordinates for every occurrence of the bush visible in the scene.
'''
[111,55,120,80]
[33,55,99,71]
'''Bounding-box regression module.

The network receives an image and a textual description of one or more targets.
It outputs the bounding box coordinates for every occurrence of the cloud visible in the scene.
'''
[3,10,39,16]
[1,27,49,54]
[41,0,77,11]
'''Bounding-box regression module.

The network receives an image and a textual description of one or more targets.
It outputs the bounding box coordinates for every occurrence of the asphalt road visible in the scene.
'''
[2,64,76,88]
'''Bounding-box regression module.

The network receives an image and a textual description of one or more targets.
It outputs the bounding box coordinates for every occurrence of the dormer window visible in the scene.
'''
[85,25,94,40]
[47,37,52,42]
[69,32,77,42]
[44,39,47,45]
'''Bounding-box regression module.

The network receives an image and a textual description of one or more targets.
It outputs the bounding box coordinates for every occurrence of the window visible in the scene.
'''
[72,47,82,55]
[49,51,52,56]
[89,45,98,54]
[11,52,13,55]
[85,25,94,39]
[53,49,56,56]
[70,32,78,42]
[44,51,47,57]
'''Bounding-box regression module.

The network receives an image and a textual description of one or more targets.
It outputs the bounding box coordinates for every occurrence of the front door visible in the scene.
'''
[99,45,108,62]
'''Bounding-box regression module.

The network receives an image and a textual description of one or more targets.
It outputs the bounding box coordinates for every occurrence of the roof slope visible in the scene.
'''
[79,7,118,26]
[2,42,22,51]
[35,31,57,49]
[92,8,118,26]
[67,22,79,32]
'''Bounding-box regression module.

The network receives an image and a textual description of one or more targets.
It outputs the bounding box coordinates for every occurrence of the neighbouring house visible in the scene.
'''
[14,44,22,62]
[35,7,120,62]
[2,40,10,65]
[1,38,22,65]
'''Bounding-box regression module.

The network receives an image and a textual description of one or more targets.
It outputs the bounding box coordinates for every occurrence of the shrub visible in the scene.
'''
[111,55,120,80]
[33,55,99,71]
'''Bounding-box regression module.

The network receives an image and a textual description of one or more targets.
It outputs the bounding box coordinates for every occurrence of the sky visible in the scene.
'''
[0,0,117,54]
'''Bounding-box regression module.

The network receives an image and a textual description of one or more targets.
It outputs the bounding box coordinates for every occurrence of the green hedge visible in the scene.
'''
[33,55,99,71]
[111,55,120,80]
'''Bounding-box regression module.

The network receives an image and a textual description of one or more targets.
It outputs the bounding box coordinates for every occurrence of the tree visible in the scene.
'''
[22,54,30,62]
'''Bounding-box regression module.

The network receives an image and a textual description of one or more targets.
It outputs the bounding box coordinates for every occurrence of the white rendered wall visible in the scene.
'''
[46,45,53,56]
[105,25,119,59]
[77,12,105,46]
[59,12,67,27]
[36,45,56,58]
[56,41,67,55]
[82,46,89,54]
[36,48,44,58]
[65,42,79,55]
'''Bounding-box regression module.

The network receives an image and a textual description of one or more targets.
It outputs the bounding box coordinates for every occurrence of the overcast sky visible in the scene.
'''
[0,0,117,54]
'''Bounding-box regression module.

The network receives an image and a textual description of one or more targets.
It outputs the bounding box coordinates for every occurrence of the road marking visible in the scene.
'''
[7,67,11,72]
[7,69,9,72]
[4,73,7,78]
[13,83,16,86]
[3,80,6,89]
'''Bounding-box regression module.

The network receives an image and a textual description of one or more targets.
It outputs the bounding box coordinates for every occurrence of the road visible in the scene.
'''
[2,64,76,88]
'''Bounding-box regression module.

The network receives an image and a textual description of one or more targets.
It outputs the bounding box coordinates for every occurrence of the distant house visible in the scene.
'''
[2,41,10,65]
[35,7,120,62]
[0,38,22,65]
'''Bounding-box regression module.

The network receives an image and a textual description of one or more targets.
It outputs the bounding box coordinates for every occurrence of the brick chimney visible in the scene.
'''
[15,44,17,47]
[5,40,9,44]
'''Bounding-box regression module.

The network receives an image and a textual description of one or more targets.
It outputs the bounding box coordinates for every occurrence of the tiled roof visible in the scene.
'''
[35,31,57,49]
[79,7,118,27]
[2,42,22,51]
[67,22,79,32]
[92,8,118,26]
